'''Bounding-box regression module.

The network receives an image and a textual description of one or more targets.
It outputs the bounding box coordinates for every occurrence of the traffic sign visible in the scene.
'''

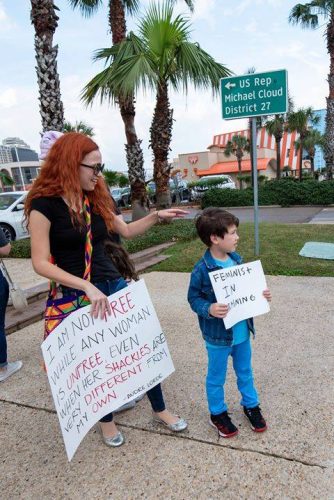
[221,69,288,120]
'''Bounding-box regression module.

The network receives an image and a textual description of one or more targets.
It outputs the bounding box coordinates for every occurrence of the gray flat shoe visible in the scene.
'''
[101,430,125,448]
[153,414,188,432]
[97,425,125,447]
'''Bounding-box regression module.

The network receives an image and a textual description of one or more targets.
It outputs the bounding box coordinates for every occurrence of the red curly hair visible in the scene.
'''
[25,132,116,230]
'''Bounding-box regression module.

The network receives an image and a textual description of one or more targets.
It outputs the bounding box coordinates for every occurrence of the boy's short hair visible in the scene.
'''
[195,207,239,247]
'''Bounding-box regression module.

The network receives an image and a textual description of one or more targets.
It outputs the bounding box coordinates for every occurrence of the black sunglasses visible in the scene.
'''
[80,163,105,175]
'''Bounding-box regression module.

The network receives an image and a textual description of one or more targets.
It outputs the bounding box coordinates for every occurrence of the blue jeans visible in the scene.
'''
[61,277,166,422]
[205,338,259,415]
[0,271,9,367]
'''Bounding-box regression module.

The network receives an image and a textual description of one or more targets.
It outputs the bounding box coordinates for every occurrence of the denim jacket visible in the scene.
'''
[187,249,255,346]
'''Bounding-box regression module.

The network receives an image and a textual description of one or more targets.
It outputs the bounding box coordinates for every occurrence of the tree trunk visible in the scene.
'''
[276,136,281,180]
[310,155,315,176]
[325,10,334,180]
[108,0,149,218]
[299,138,303,182]
[150,82,173,208]
[30,0,64,132]
[237,154,243,190]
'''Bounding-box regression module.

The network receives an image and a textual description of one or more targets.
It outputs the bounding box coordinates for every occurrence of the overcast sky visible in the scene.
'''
[0,0,330,174]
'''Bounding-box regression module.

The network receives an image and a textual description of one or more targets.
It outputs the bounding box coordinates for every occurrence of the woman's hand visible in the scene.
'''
[209,303,229,319]
[263,289,272,302]
[156,208,189,221]
[84,283,112,320]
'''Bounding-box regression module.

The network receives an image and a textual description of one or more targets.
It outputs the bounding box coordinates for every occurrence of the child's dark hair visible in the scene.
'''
[195,207,239,247]
[104,238,139,282]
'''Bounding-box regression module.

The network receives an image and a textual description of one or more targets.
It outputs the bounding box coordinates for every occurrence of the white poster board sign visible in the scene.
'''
[209,260,270,329]
[41,279,175,461]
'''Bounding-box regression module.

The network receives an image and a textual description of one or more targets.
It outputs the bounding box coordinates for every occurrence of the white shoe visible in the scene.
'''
[0,361,22,382]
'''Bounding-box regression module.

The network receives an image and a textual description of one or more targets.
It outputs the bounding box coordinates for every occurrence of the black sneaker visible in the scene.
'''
[210,411,238,438]
[243,405,267,432]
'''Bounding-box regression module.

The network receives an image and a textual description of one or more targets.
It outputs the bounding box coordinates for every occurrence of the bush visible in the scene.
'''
[8,220,197,259]
[201,179,334,208]
[10,238,31,258]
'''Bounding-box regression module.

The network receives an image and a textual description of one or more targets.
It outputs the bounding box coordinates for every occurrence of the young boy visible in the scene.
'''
[187,207,271,437]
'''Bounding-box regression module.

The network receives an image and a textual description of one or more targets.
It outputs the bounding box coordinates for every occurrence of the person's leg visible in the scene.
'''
[149,382,187,430]
[232,339,267,432]
[206,343,238,437]
[96,278,128,439]
[146,383,165,412]
[206,342,231,415]
[231,339,259,409]
[0,272,8,368]
[0,273,22,382]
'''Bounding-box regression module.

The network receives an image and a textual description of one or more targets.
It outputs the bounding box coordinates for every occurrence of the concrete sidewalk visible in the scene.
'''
[1,272,334,499]
[308,207,334,224]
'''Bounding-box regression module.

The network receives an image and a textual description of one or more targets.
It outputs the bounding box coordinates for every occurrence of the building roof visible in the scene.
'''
[197,158,272,176]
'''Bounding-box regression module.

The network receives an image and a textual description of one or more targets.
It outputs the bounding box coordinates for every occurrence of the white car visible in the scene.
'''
[191,175,236,200]
[198,175,236,189]
[0,192,28,241]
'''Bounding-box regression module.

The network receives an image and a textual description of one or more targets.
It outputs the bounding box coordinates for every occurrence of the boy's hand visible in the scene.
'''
[209,303,229,319]
[263,289,272,302]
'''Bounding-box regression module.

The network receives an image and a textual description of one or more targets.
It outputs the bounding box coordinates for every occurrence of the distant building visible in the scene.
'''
[11,147,39,163]
[2,137,30,148]
[172,126,310,185]
[0,146,13,164]
[0,137,40,192]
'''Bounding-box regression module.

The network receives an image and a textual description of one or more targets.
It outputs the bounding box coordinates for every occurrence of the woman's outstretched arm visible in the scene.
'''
[112,208,188,239]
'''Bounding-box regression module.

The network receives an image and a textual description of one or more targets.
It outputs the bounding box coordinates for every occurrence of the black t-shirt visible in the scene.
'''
[31,196,121,283]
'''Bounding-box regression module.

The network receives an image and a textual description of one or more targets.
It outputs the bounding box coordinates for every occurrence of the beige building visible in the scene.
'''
[172,126,310,185]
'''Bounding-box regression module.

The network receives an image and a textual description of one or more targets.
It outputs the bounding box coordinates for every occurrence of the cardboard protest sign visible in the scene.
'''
[41,279,175,461]
[209,260,270,329]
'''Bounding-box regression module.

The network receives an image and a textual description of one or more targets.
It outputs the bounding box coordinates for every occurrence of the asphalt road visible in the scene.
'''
[123,206,324,223]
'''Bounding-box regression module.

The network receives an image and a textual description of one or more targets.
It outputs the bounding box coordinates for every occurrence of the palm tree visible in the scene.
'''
[30,0,64,132]
[265,115,284,180]
[286,107,319,181]
[70,0,194,217]
[289,1,334,179]
[224,135,250,189]
[265,96,294,180]
[63,120,95,136]
[294,128,325,176]
[84,2,231,207]
[104,170,119,187]
[0,171,14,191]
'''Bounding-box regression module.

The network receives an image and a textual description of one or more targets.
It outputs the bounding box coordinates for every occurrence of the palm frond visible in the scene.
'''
[123,0,140,16]
[288,1,333,28]
[68,0,103,18]
[0,172,14,186]
[173,42,232,94]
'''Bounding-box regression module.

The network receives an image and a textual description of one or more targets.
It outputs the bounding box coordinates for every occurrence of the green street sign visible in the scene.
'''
[221,69,288,120]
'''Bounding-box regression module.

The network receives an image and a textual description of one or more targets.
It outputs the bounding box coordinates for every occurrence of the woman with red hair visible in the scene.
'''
[25,132,188,448]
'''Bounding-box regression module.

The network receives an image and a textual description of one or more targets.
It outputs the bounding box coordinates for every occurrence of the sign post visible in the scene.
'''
[221,69,288,255]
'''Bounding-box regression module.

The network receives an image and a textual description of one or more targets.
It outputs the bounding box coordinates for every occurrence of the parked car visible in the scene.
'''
[191,175,236,200]
[110,187,131,207]
[147,180,192,204]
[0,192,28,241]
[121,187,131,206]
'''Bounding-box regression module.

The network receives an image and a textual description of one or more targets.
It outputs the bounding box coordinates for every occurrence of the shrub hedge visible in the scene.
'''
[201,179,334,208]
[9,219,197,259]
